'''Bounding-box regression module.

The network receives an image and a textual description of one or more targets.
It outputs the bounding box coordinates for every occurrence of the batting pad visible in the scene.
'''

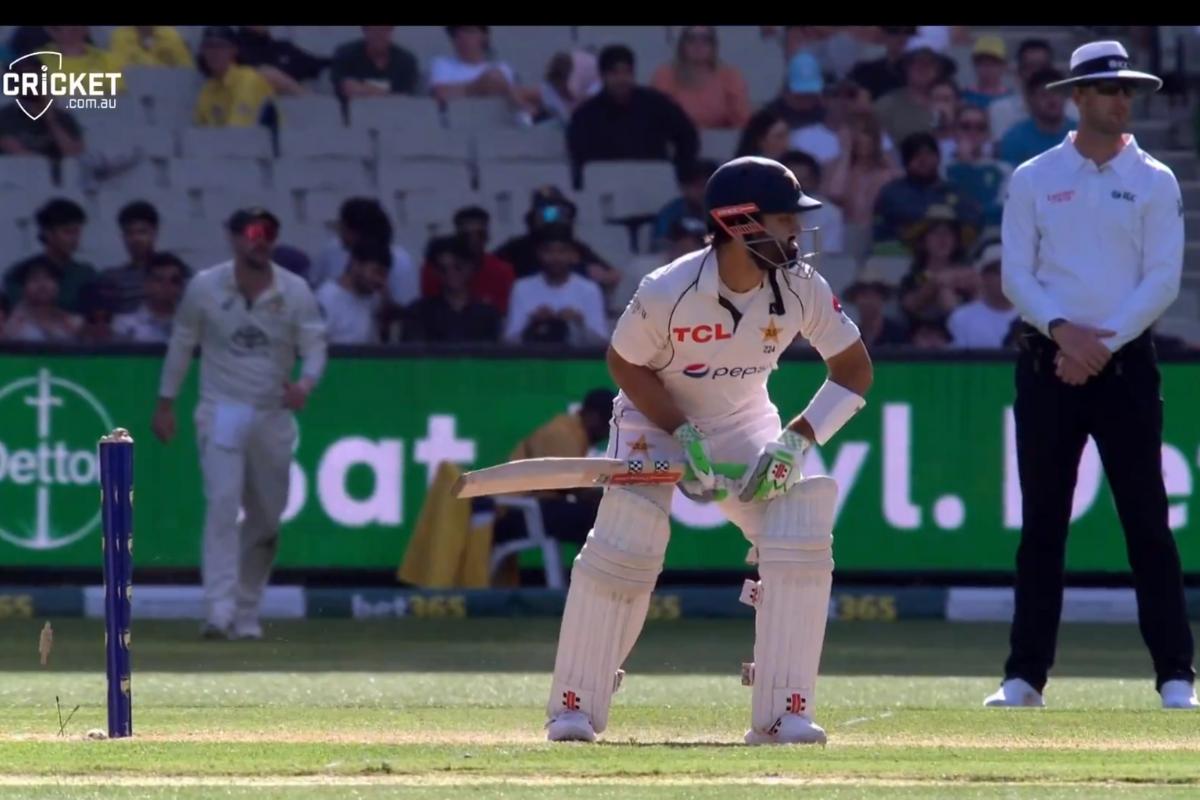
[548,488,669,734]
[750,476,837,734]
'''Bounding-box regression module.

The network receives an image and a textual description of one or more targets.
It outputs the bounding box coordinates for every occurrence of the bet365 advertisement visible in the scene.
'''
[0,349,1197,575]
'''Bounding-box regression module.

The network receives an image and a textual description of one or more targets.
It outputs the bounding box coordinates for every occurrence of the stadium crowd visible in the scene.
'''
[0,25,1190,350]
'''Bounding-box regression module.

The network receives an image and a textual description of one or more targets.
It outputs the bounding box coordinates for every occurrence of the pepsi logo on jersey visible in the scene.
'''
[672,324,733,343]
[682,363,771,380]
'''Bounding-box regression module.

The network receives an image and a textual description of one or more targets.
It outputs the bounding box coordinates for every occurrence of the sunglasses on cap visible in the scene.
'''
[1084,81,1137,97]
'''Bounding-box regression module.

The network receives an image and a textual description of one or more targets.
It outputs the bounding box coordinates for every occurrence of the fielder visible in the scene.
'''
[545,156,874,745]
[151,208,328,640]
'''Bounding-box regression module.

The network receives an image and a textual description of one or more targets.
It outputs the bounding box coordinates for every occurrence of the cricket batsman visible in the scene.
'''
[545,156,873,745]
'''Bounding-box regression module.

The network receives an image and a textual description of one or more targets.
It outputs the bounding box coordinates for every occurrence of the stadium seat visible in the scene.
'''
[180,127,274,159]
[474,126,568,162]
[290,26,362,59]
[275,95,346,129]
[195,188,294,229]
[172,156,271,192]
[123,67,204,128]
[378,161,473,232]
[700,129,740,161]
[487,26,574,86]
[576,26,672,73]
[580,161,679,220]
[376,127,472,162]
[348,96,445,134]
[443,97,519,130]
[0,157,55,193]
[476,162,575,236]
[278,126,372,161]
[716,26,784,105]
[272,156,373,196]
[817,254,860,298]
[489,496,565,590]
[576,220,638,267]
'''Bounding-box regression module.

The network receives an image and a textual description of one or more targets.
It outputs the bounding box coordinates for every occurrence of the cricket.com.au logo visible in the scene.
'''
[4,51,121,121]
[0,369,113,550]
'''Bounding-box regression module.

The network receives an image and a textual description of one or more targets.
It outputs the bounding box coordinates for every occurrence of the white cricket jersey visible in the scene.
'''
[610,246,860,431]
[159,261,328,408]
[1001,132,1183,351]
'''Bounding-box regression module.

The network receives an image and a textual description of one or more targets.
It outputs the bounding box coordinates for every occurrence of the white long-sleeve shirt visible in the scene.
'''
[159,261,328,408]
[504,272,609,345]
[1001,132,1183,352]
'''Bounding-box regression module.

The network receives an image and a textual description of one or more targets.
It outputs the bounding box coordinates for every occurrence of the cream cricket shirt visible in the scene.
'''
[1002,132,1184,351]
[610,246,861,432]
[159,261,328,408]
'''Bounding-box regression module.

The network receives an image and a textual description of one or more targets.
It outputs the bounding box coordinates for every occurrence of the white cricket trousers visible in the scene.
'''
[194,400,297,626]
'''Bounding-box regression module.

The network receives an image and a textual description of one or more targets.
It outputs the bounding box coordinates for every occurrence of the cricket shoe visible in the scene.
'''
[744,714,827,745]
[983,678,1045,707]
[200,621,232,640]
[232,617,264,641]
[1161,680,1199,709]
[546,711,596,742]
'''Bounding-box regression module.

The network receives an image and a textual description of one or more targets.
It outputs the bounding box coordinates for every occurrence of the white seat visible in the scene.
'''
[576,26,672,74]
[275,95,346,129]
[476,161,573,194]
[576,220,638,268]
[376,127,472,162]
[581,160,679,220]
[180,127,274,159]
[0,157,55,193]
[489,496,565,589]
[123,67,204,128]
[173,157,270,192]
[488,26,574,85]
[817,254,860,298]
[443,97,518,130]
[195,188,295,229]
[348,96,444,133]
[272,155,373,195]
[278,126,372,160]
[717,26,784,105]
[475,126,568,162]
[700,129,740,161]
[378,161,472,231]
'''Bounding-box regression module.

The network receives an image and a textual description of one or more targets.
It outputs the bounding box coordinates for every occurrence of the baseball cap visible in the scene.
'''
[972,35,1007,62]
[975,242,1003,272]
[787,52,824,95]
[903,35,942,61]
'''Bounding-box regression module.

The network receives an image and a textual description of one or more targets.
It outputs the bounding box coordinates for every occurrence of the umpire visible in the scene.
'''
[990,40,1196,709]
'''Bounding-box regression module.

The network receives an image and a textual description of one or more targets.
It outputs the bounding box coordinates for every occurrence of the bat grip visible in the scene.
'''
[683,461,746,482]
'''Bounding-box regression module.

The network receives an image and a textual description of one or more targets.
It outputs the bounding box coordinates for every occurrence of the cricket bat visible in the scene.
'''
[452,457,745,499]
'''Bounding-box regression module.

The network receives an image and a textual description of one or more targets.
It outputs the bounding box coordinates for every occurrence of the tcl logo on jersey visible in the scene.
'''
[683,364,770,380]
[673,324,733,343]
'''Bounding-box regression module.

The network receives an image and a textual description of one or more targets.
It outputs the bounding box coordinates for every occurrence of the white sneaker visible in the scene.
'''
[546,711,596,742]
[1161,680,1199,709]
[232,617,263,641]
[983,678,1045,708]
[744,714,827,745]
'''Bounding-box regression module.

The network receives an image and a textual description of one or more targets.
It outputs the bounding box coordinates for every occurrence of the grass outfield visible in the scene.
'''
[0,617,1197,799]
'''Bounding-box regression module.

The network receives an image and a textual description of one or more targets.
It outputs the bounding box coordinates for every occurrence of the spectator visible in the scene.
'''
[271,244,312,282]
[78,278,119,345]
[2,258,83,342]
[825,111,903,256]
[997,68,1076,167]
[843,263,909,347]
[735,108,791,160]
[496,187,616,283]
[193,26,276,128]
[910,318,951,349]
[763,52,828,131]
[109,26,193,68]
[651,159,718,250]
[873,132,982,251]
[540,49,599,124]
[330,25,419,100]
[780,26,864,80]
[849,26,915,100]
[614,215,707,312]
[779,54,842,164]
[988,38,1079,140]
[113,252,190,343]
[404,236,501,343]
[430,26,539,116]
[235,27,329,96]
[312,197,419,308]
[504,224,609,345]
[651,26,750,130]
[946,105,1010,229]
[0,293,8,338]
[822,75,878,142]
[102,200,160,314]
[874,35,944,147]
[0,54,84,160]
[42,26,123,88]
[780,150,844,254]
[3,198,97,313]
[930,78,960,162]
[420,207,516,313]
[947,243,1017,349]
[315,240,390,345]
[898,205,979,324]
[961,35,1013,110]
[566,44,699,187]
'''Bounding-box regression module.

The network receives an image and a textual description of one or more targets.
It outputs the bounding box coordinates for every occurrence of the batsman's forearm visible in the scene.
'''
[606,347,687,434]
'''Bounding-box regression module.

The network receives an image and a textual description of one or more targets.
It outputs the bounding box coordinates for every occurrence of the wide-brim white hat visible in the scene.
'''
[1045,40,1162,91]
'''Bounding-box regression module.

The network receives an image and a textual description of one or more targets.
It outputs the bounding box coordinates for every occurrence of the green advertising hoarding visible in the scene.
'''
[0,350,1197,575]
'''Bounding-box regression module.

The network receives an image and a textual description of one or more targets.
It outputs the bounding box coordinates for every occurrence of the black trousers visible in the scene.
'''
[1007,326,1195,692]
